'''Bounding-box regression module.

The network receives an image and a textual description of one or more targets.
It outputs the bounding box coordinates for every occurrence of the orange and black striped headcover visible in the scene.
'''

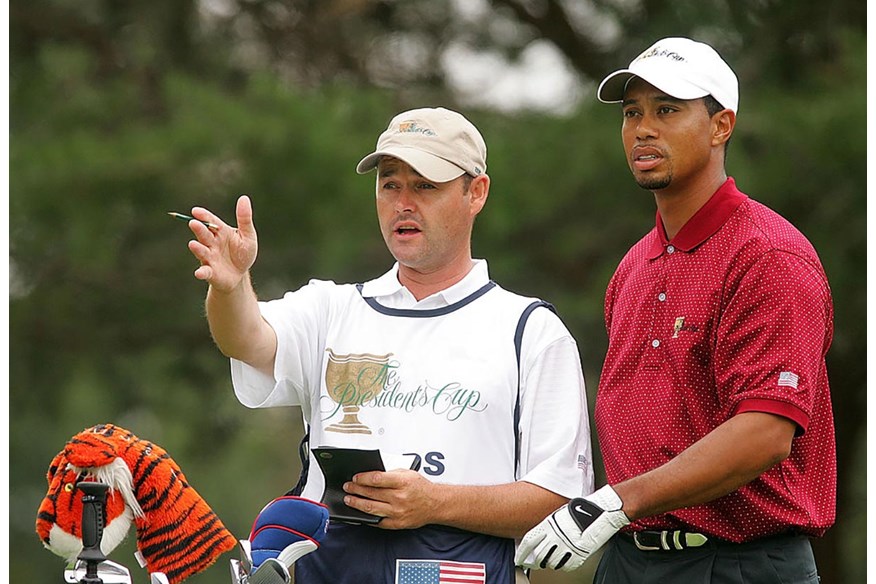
[36,423,236,583]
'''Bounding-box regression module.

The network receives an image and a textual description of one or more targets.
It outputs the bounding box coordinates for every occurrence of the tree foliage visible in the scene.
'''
[10,2,865,582]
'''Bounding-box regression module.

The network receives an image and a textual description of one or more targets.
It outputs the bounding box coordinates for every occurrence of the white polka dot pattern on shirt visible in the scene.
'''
[596,181,836,542]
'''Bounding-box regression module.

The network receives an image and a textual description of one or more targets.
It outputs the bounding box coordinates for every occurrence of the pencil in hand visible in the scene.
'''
[167,212,220,231]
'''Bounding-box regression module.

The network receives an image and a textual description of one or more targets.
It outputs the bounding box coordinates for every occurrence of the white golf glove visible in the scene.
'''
[515,485,630,571]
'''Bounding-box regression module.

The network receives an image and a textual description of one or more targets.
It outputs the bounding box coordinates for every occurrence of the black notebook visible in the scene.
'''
[312,447,420,525]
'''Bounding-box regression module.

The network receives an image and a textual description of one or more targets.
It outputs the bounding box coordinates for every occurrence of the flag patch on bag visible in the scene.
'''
[396,559,486,584]
[778,371,799,388]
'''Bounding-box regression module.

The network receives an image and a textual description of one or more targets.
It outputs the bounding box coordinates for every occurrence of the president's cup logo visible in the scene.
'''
[324,349,392,434]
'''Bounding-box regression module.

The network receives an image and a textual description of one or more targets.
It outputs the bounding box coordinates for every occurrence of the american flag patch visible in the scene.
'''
[577,454,588,470]
[396,559,486,584]
[778,371,799,388]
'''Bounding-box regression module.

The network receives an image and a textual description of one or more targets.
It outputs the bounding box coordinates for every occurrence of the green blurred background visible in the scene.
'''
[9,1,866,583]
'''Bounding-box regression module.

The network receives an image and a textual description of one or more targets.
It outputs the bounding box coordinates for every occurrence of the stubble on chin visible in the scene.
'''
[629,154,672,191]
[635,173,672,191]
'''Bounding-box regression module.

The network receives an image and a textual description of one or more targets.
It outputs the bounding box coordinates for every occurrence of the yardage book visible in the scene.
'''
[312,447,421,525]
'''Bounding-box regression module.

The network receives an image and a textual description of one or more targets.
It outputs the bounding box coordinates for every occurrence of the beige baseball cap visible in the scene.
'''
[597,37,739,113]
[356,107,487,183]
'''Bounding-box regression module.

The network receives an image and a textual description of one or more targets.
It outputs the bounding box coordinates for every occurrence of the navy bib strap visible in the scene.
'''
[513,301,556,478]
[286,427,310,497]
[295,523,515,584]
[356,281,498,317]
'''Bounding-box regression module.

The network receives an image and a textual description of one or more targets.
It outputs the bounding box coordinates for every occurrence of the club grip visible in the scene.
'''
[77,481,109,564]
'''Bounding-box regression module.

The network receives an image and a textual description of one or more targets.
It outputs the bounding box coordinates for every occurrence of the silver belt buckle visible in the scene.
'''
[632,532,662,551]
[633,531,709,551]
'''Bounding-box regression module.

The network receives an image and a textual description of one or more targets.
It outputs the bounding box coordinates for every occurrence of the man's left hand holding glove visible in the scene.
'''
[515,485,630,572]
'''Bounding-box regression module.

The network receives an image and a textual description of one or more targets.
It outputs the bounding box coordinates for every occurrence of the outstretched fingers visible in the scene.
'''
[235,194,256,240]
[188,239,214,281]
[184,197,259,290]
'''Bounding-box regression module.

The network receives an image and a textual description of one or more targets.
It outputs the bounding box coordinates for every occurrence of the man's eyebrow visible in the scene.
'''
[656,94,686,104]
[622,94,687,107]
[378,164,426,179]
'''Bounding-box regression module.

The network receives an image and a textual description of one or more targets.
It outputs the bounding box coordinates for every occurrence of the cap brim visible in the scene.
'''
[597,70,636,103]
[598,66,711,104]
[356,147,466,183]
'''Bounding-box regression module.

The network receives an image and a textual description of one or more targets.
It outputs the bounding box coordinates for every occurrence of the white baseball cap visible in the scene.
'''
[356,107,487,183]
[597,37,739,113]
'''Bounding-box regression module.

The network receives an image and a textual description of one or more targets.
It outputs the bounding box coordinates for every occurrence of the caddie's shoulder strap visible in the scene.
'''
[513,300,557,478]
[286,426,310,497]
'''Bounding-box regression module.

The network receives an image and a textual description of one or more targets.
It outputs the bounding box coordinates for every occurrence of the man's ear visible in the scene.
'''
[469,174,490,216]
[712,109,736,147]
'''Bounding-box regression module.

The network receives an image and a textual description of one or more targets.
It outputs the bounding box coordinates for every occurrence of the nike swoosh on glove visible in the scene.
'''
[515,485,630,571]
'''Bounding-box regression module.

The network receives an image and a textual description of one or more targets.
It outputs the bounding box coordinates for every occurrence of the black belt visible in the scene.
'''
[622,530,710,551]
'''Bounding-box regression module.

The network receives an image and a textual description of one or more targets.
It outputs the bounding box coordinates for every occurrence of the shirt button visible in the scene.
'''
[658,292,667,302]
[651,339,660,348]
[667,245,676,254]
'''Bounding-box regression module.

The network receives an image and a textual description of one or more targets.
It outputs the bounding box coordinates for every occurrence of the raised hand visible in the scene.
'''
[187,195,258,292]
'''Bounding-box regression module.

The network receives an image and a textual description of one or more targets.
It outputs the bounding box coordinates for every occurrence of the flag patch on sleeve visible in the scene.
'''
[778,371,799,388]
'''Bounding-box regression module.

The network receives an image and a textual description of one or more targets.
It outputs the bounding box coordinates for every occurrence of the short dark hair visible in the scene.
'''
[703,95,725,117]
[461,173,474,192]
[704,95,732,159]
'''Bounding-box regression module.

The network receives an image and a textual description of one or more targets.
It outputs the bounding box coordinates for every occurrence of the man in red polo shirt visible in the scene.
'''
[516,37,835,583]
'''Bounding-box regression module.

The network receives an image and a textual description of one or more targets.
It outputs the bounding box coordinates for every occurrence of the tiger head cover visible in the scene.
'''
[36,423,236,583]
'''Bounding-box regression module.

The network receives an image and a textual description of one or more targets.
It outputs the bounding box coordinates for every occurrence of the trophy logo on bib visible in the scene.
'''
[324,349,392,434]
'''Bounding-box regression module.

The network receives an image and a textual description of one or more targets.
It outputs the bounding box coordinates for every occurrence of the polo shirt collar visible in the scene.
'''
[647,177,748,259]
[360,259,490,308]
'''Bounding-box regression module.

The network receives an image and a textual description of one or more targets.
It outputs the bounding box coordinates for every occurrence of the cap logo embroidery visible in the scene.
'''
[398,121,436,136]
[636,47,687,64]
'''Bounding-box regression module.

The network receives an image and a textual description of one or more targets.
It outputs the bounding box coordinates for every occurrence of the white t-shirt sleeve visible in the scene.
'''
[516,308,594,500]
[230,279,336,410]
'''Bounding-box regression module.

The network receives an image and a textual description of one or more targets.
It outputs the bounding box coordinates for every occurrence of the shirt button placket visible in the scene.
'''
[652,246,674,355]
[645,259,669,365]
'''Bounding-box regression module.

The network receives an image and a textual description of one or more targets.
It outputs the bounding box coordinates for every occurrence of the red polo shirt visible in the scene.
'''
[596,178,836,542]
